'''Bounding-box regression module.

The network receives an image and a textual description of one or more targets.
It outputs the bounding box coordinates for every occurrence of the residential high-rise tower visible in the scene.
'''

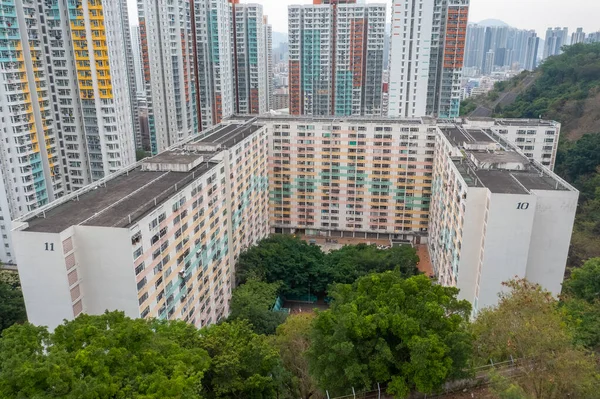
[288,0,386,116]
[0,0,139,263]
[543,27,569,60]
[426,0,470,118]
[231,2,268,114]
[387,0,434,117]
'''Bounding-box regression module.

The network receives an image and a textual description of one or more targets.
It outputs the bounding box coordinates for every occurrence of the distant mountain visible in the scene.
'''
[476,19,510,27]
[273,32,288,48]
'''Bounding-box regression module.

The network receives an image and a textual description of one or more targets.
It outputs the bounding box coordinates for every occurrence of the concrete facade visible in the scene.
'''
[428,123,578,315]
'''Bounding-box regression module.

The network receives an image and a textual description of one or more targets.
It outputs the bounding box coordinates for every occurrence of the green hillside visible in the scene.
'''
[461,43,600,139]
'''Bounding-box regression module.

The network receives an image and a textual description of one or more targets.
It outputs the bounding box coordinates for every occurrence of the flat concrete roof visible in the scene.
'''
[21,121,264,233]
[191,123,261,149]
[469,150,528,165]
[466,129,494,143]
[495,119,556,127]
[24,163,214,233]
[250,114,427,125]
[143,150,205,165]
[456,165,570,194]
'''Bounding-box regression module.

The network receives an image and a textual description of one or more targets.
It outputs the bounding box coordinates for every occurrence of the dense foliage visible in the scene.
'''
[561,258,600,350]
[273,314,323,399]
[499,43,600,122]
[461,43,600,125]
[556,134,600,265]
[473,280,600,398]
[0,271,26,334]
[0,312,211,398]
[199,320,284,398]
[236,235,327,297]
[228,279,287,335]
[324,244,420,284]
[308,273,473,398]
[236,235,421,298]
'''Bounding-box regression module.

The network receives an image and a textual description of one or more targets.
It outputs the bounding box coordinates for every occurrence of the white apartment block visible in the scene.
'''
[13,116,575,327]
[388,0,434,117]
[13,120,269,330]
[428,125,577,315]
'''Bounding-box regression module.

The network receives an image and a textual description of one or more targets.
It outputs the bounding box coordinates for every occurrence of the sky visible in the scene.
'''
[127,0,600,37]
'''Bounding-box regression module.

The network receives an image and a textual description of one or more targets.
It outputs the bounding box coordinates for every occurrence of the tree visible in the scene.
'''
[0,311,211,398]
[273,314,323,399]
[199,320,284,399]
[0,279,26,334]
[472,279,600,399]
[229,280,287,335]
[236,235,327,297]
[324,244,419,285]
[563,257,600,302]
[561,258,600,349]
[308,273,472,398]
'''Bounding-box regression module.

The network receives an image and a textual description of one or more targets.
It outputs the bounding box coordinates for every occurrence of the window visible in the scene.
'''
[138,292,148,306]
[137,277,147,291]
[133,247,143,260]
[135,263,145,275]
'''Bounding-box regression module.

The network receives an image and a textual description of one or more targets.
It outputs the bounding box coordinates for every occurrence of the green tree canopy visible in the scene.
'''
[235,237,421,298]
[563,257,600,302]
[273,313,323,399]
[324,244,419,285]
[198,320,284,399]
[472,279,600,399]
[0,279,26,334]
[561,258,600,350]
[236,235,327,297]
[0,311,210,398]
[308,273,472,398]
[228,279,287,335]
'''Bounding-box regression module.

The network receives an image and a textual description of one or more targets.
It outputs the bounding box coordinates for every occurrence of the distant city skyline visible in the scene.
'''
[127,0,600,37]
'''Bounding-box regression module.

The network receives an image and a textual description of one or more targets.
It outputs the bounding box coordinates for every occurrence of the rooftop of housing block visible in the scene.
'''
[441,126,574,195]
[20,121,260,234]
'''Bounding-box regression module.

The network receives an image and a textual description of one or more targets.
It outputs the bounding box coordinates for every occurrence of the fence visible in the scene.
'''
[326,356,528,399]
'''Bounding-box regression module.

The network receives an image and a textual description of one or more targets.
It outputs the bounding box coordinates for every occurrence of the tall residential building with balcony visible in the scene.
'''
[194,0,235,128]
[264,17,273,111]
[288,0,386,117]
[426,0,469,118]
[0,0,64,263]
[231,2,268,114]
[387,0,434,117]
[428,124,577,315]
[0,0,137,263]
[137,0,199,154]
[13,116,575,328]
[44,0,137,184]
